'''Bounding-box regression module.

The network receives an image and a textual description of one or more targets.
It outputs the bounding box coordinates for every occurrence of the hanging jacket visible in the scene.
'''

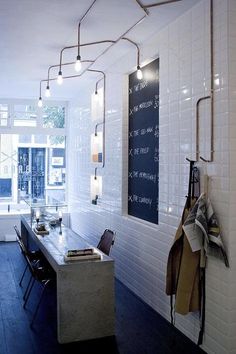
[166,199,201,315]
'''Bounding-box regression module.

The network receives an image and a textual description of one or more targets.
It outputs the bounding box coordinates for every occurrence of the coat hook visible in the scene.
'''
[200,156,210,163]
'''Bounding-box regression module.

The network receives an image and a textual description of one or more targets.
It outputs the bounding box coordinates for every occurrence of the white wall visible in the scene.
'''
[228,0,236,352]
[68,1,236,353]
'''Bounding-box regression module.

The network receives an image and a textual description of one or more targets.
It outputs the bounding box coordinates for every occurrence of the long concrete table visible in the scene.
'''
[21,215,115,344]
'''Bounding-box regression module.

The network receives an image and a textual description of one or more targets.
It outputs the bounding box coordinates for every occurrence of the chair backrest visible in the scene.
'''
[97,229,115,256]
[14,225,21,241]
[14,225,38,275]
[14,225,28,258]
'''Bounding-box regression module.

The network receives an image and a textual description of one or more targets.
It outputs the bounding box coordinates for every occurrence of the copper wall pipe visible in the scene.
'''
[122,37,140,66]
[198,0,214,163]
[77,0,97,58]
[196,96,211,162]
[95,78,103,93]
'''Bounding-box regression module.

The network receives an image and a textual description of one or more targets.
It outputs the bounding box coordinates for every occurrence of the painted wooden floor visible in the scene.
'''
[0,242,205,354]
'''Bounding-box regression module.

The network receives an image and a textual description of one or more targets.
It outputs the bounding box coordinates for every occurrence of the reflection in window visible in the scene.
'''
[43,106,65,128]
[13,104,37,127]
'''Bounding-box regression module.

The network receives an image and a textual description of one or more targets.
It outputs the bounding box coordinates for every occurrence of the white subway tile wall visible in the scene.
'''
[68,1,236,353]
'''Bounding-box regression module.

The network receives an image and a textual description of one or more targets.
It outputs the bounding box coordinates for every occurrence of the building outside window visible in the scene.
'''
[0,100,67,205]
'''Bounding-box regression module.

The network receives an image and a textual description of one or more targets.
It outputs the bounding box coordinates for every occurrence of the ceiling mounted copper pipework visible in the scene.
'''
[77,0,97,61]
[136,0,182,10]
[47,60,95,87]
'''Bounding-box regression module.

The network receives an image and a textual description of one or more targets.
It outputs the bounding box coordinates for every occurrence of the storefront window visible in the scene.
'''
[0,134,66,203]
[13,104,37,127]
[43,106,65,128]
[0,100,67,205]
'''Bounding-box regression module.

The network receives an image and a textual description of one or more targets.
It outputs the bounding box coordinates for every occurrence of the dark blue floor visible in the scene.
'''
[0,242,205,354]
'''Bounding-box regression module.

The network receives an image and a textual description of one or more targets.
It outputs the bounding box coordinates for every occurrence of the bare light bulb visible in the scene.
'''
[57,71,63,85]
[75,55,82,72]
[38,97,43,107]
[45,85,51,97]
[137,66,143,80]
[94,90,98,101]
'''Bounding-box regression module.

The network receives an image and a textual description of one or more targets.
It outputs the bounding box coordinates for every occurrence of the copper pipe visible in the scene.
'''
[47,62,74,86]
[134,0,149,15]
[93,15,146,63]
[95,77,103,93]
[143,0,182,8]
[59,13,146,72]
[196,96,211,162]
[122,37,140,66]
[47,60,95,86]
[199,0,214,163]
[41,3,147,101]
[41,69,106,168]
[87,69,106,168]
[77,0,97,58]
[59,40,115,71]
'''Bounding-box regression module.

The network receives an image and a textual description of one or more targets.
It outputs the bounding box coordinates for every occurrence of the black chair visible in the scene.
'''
[14,225,54,326]
[23,248,54,327]
[97,229,116,256]
[14,225,42,287]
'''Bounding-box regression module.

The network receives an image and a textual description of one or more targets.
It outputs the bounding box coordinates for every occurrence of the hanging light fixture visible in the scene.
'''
[94,89,99,100]
[57,71,63,85]
[137,65,143,80]
[45,85,51,97]
[91,168,102,205]
[91,130,103,163]
[74,0,97,72]
[38,97,43,107]
[122,37,143,80]
[75,55,82,72]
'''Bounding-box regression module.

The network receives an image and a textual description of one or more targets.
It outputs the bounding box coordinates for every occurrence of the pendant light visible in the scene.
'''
[137,65,143,80]
[38,97,43,107]
[75,55,82,72]
[45,85,51,97]
[57,71,63,85]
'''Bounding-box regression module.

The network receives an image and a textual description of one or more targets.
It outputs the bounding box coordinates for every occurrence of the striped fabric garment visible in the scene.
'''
[183,193,229,268]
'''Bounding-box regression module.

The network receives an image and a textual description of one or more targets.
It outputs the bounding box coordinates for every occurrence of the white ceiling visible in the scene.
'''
[0,0,200,101]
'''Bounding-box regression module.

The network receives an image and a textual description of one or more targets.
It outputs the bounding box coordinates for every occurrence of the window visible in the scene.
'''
[0,134,66,203]
[0,104,9,127]
[0,99,67,205]
[13,104,37,127]
[0,135,16,198]
[43,106,65,128]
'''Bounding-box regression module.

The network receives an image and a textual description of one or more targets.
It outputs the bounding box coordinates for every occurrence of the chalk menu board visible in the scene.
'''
[128,58,159,224]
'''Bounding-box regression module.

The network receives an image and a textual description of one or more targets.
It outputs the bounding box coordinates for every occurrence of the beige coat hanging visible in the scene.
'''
[166,201,200,315]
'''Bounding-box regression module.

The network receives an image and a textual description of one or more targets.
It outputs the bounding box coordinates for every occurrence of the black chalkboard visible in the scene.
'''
[128,58,159,224]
